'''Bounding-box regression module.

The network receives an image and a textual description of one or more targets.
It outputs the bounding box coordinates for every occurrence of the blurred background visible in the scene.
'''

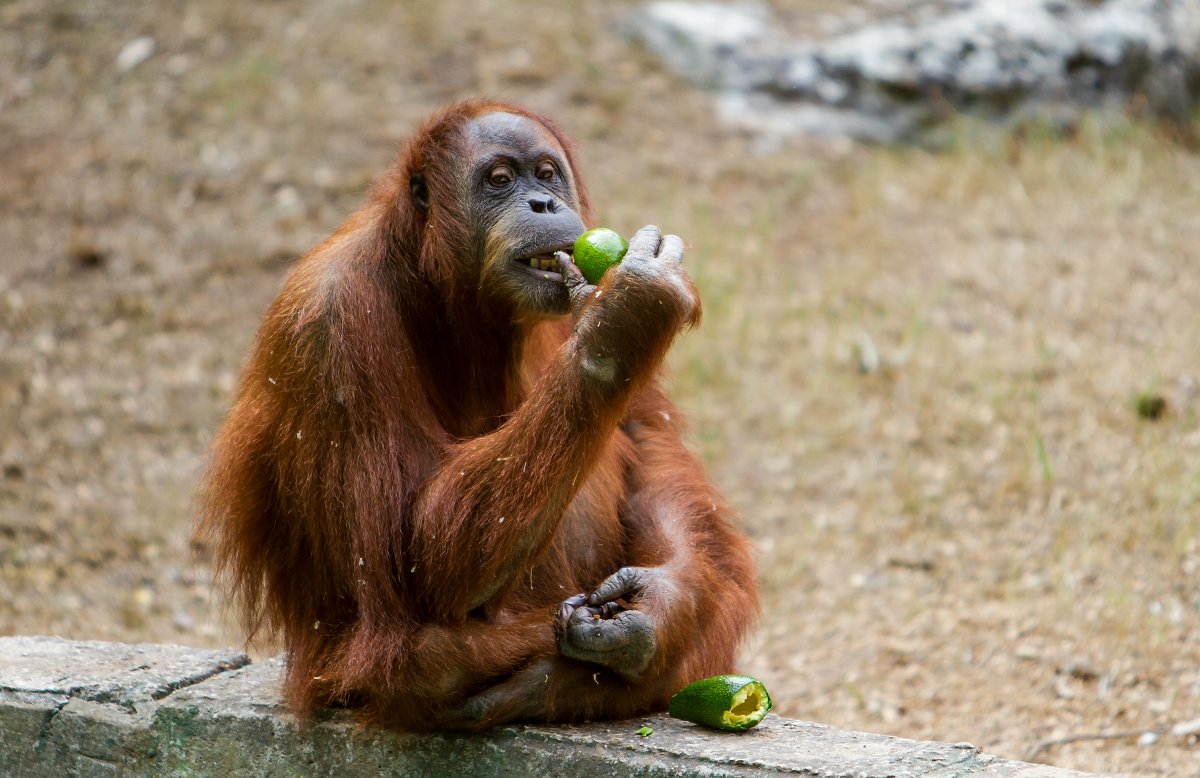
[1,1,1197,775]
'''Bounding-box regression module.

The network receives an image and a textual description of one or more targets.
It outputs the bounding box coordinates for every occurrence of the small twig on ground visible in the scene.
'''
[1026,729,1164,761]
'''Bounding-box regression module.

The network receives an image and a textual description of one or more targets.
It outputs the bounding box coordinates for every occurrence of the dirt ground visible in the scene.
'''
[2,2,1198,775]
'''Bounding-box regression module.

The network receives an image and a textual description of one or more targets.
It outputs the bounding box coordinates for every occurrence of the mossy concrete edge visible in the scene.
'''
[0,636,1104,777]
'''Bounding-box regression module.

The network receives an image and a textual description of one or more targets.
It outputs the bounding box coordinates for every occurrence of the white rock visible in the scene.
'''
[633,0,1200,142]
[642,1,768,48]
[627,2,771,85]
[274,185,302,213]
[1171,717,1200,737]
[116,36,156,73]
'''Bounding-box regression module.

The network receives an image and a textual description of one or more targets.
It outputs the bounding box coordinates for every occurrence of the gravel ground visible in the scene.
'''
[2,2,1197,775]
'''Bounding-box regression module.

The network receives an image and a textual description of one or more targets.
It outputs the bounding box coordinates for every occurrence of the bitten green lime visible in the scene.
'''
[668,675,773,732]
[573,227,628,284]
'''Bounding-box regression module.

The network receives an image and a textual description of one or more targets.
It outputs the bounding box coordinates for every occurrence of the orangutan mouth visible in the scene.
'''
[516,247,573,278]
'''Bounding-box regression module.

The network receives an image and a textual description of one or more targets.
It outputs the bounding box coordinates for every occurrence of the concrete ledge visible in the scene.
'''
[0,636,1101,777]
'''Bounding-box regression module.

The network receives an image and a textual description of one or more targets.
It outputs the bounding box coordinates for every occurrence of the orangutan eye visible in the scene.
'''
[488,166,514,187]
[536,161,557,181]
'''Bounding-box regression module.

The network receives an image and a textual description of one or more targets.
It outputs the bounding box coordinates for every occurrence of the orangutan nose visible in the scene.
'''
[528,196,559,214]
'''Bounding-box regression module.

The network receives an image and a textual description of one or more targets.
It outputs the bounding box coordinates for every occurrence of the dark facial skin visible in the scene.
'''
[464,112,586,317]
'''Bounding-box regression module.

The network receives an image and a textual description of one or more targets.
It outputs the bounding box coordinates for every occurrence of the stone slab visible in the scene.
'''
[158,656,1102,777]
[0,635,249,707]
[0,636,249,776]
[0,637,1105,777]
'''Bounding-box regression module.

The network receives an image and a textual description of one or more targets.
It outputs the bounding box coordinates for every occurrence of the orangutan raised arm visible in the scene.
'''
[197,100,754,732]
[406,224,700,618]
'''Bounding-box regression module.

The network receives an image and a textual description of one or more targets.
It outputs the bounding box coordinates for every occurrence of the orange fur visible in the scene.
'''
[196,100,756,730]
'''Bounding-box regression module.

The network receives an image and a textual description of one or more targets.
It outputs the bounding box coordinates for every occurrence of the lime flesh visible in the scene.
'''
[668,675,773,732]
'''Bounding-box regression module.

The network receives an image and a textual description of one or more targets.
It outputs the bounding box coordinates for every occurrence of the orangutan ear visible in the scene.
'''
[410,173,429,212]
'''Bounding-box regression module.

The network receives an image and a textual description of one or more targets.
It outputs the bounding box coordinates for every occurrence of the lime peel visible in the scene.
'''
[668,674,773,732]
[573,227,628,284]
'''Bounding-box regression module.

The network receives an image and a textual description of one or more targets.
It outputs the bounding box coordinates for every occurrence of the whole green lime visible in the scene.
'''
[573,228,628,284]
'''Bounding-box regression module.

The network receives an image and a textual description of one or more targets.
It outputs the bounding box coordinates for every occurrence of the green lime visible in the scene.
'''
[572,227,628,284]
[668,675,773,732]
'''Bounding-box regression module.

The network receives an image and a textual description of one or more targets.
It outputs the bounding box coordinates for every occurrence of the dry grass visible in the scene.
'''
[676,122,1200,775]
[1,1,1197,774]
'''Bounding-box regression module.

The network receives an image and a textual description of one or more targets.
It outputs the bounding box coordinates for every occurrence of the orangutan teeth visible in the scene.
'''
[527,255,559,271]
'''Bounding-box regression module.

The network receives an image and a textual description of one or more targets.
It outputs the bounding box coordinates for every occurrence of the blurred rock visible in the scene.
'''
[1171,717,1200,736]
[629,0,1200,142]
[172,608,195,631]
[116,36,156,73]
[625,1,770,87]
[164,53,192,77]
[273,185,302,214]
